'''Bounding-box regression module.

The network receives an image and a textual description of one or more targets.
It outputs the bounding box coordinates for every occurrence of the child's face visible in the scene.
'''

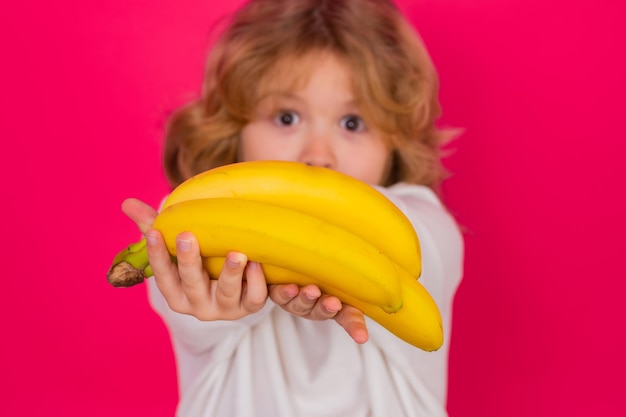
[239,51,392,185]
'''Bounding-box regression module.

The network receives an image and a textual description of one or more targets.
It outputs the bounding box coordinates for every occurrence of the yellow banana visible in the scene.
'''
[106,161,441,349]
[202,257,443,351]
[161,161,422,279]
[152,197,403,313]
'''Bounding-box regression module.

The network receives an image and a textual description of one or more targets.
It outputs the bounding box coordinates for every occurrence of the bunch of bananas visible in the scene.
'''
[107,161,443,351]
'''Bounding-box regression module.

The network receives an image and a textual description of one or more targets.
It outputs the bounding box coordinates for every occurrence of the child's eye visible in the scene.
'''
[340,115,366,132]
[274,110,300,127]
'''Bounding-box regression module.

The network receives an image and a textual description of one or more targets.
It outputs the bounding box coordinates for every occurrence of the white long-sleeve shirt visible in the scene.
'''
[147,182,464,417]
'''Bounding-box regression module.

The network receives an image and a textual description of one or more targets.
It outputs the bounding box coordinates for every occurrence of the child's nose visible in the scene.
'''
[299,131,336,168]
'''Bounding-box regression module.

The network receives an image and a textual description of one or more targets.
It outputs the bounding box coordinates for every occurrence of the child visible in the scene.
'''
[122,0,464,415]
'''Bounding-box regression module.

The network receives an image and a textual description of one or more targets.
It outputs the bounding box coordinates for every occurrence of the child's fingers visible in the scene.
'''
[240,262,269,312]
[145,229,186,309]
[308,295,342,320]
[121,198,157,234]
[215,252,248,309]
[270,284,342,320]
[334,305,369,344]
[268,283,299,306]
[175,232,211,308]
[292,285,322,315]
[273,284,322,317]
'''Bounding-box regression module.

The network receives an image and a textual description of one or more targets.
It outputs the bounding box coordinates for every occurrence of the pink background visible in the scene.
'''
[2,0,624,415]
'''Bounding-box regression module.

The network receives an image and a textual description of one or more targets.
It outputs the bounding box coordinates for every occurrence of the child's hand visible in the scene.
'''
[269,284,369,344]
[121,198,369,341]
[121,198,268,320]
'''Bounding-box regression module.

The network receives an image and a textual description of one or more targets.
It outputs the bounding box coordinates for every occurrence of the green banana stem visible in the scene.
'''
[107,238,152,287]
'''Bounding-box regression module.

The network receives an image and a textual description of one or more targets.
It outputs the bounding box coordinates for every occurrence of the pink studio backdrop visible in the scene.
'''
[1,0,624,416]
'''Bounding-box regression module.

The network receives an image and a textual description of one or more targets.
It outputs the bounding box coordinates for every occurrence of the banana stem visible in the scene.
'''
[107,238,150,287]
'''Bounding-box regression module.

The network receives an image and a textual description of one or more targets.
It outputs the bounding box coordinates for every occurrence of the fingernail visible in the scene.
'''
[325,303,341,313]
[226,254,242,268]
[247,261,258,270]
[146,232,157,246]
[177,238,192,252]
[325,305,338,313]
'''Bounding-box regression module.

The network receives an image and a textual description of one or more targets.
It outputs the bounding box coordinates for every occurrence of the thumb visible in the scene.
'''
[121,197,158,234]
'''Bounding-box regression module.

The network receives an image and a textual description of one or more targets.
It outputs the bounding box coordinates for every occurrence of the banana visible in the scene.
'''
[106,161,441,349]
[160,160,422,279]
[203,257,443,351]
[150,197,403,313]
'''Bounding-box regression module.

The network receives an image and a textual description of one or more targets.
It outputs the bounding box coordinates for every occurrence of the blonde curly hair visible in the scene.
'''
[163,0,450,190]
